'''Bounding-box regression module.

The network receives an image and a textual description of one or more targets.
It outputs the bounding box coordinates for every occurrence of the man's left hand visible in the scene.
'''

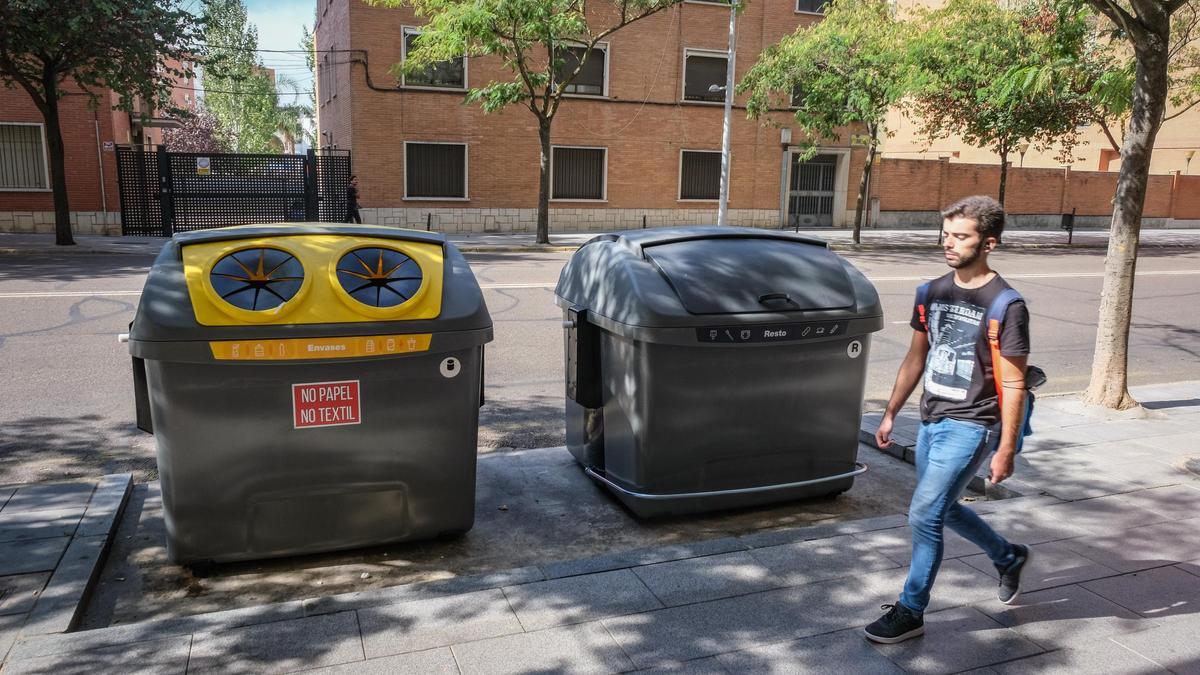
[989,449,1016,484]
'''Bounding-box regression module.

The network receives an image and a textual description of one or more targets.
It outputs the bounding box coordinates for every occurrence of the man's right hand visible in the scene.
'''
[875,414,894,449]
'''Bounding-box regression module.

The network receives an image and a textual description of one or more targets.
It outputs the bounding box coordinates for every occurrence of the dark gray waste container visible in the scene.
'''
[555,227,883,517]
[127,224,492,563]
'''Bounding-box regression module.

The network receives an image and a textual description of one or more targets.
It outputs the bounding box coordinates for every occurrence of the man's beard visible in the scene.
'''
[948,240,984,269]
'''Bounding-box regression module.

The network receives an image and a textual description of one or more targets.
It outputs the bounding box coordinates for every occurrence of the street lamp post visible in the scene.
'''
[717,0,738,226]
[1018,141,1030,168]
[1187,150,1195,175]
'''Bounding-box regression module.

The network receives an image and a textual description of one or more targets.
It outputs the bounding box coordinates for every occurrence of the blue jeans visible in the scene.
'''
[899,417,1017,614]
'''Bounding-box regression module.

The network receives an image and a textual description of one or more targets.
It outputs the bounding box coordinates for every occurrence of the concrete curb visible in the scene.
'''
[18,474,132,637]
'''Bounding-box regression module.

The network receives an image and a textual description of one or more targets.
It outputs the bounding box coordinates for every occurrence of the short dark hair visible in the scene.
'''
[941,195,1005,242]
[350,174,357,180]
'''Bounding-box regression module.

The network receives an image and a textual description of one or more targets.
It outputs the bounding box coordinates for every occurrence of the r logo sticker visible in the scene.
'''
[847,340,863,359]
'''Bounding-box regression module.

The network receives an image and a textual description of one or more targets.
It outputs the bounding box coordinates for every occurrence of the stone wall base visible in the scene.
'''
[0,212,121,236]
[359,207,782,233]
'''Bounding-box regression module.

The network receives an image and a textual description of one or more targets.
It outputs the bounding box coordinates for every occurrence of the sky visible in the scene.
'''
[244,0,316,104]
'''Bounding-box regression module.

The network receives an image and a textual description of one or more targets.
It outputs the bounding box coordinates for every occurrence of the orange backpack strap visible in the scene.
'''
[986,288,1024,406]
[915,282,932,333]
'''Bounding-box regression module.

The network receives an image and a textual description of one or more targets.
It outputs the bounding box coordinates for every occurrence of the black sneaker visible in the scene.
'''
[864,603,925,644]
[997,544,1032,605]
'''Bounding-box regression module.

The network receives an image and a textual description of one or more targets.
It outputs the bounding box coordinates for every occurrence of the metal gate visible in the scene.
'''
[116,146,351,236]
[788,153,837,228]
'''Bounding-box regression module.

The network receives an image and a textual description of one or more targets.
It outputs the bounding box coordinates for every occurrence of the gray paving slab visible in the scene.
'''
[988,637,1169,674]
[1017,464,1142,502]
[964,505,1094,548]
[1114,484,1200,522]
[1,483,95,515]
[6,601,305,662]
[747,534,901,586]
[716,627,905,674]
[76,473,132,538]
[356,588,523,659]
[978,583,1152,649]
[0,613,24,663]
[1081,566,1200,619]
[1064,517,1200,573]
[303,565,545,616]
[0,537,70,576]
[961,540,1121,594]
[602,580,849,669]
[967,494,1063,516]
[0,572,49,616]
[20,534,108,635]
[630,657,729,674]
[1112,614,1200,674]
[867,606,1044,675]
[187,610,364,674]
[1033,495,1172,537]
[304,647,460,674]
[1,634,192,675]
[0,509,83,544]
[1096,458,1197,490]
[451,620,635,675]
[501,568,662,631]
[737,514,908,550]
[541,537,748,580]
[851,526,980,566]
[632,551,779,607]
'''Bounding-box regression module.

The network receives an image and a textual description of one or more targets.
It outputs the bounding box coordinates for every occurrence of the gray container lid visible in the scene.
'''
[555,227,882,337]
[128,224,492,352]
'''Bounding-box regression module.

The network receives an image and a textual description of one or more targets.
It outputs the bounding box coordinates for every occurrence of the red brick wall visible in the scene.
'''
[872,158,1197,221]
[323,0,862,215]
[0,86,120,213]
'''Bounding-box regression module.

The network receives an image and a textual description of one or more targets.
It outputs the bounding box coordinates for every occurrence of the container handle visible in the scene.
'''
[758,292,791,304]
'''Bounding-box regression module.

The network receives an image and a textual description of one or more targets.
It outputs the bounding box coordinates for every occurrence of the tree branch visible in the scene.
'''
[1098,117,1122,151]
[1166,0,1191,14]
[1163,95,1200,120]
[1090,0,1144,41]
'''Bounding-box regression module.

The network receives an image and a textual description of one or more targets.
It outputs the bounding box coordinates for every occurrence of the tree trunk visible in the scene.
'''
[852,131,876,245]
[997,149,1009,206]
[1083,37,1170,410]
[536,118,552,245]
[41,79,75,246]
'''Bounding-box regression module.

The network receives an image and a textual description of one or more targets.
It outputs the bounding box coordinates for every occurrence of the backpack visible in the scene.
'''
[915,282,1043,452]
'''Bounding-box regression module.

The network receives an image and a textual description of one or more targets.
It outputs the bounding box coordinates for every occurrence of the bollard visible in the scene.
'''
[426,213,432,231]
[642,214,647,229]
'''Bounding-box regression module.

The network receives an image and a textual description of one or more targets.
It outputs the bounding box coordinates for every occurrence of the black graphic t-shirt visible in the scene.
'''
[909,273,1030,425]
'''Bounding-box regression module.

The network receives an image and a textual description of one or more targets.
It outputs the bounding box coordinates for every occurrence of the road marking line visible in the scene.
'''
[1,269,1196,299]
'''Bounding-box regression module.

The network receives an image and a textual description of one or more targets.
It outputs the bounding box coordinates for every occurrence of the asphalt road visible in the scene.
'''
[2,246,1198,484]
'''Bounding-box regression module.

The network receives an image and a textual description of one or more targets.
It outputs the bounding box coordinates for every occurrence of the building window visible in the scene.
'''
[554,44,607,97]
[402,28,466,89]
[683,50,728,103]
[0,124,49,191]
[551,146,606,201]
[405,142,467,199]
[790,84,804,109]
[679,150,721,200]
[796,0,827,13]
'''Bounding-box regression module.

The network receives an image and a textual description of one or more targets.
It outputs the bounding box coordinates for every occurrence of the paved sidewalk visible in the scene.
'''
[3,382,1198,673]
[3,226,1200,256]
[0,475,132,661]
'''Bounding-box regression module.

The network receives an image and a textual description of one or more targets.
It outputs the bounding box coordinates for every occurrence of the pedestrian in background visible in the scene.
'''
[346,175,362,224]
[866,195,1033,644]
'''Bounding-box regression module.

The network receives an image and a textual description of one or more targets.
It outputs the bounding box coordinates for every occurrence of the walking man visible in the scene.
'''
[865,195,1032,644]
[345,175,362,224]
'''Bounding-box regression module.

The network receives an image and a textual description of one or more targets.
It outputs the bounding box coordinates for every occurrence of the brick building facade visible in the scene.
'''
[314,0,869,233]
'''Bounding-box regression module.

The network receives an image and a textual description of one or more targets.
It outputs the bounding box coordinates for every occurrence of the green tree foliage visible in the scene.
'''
[202,0,293,154]
[0,0,201,245]
[369,0,694,243]
[739,0,909,243]
[907,0,1095,205]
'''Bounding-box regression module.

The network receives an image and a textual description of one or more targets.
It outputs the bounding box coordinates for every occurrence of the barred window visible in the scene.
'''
[790,84,805,109]
[0,124,49,190]
[683,51,728,103]
[679,150,721,200]
[551,147,606,200]
[403,28,465,89]
[796,0,828,13]
[405,142,467,199]
[555,45,607,96]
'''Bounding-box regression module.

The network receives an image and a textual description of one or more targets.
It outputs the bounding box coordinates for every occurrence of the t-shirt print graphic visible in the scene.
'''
[924,299,985,401]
